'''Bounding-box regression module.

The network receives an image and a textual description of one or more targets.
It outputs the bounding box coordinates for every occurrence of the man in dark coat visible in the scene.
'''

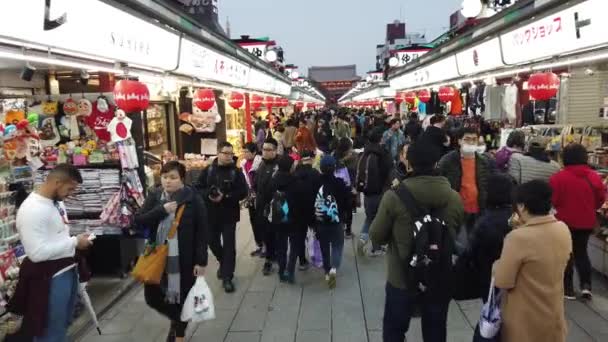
[197,141,247,293]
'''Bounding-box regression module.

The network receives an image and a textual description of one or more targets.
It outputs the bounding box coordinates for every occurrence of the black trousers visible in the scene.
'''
[343,193,355,234]
[263,219,276,263]
[209,221,237,280]
[564,228,593,291]
[292,222,309,265]
[276,228,298,275]
[144,285,188,337]
[249,205,264,248]
[383,283,449,342]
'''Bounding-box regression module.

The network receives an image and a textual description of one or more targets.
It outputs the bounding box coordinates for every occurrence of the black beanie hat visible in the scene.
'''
[406,142,441,171]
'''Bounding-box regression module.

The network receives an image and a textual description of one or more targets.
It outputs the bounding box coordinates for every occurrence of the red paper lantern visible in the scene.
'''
[528,72,560,101]
[404,92,417,105]
[193,89,216,111]
[395,92,404,105]
[281,98,289,107]
[438,86,456,103]
[227,92,244,109]
[295,102,305,110]
[264,96,274,108]
[251,94,263,109]
[113,80,150,112]
[418,89,431,103]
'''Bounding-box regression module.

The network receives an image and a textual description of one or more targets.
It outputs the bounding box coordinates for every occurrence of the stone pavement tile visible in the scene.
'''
[447,301,473,330]
[296,329,331,342]
[368,330,382,342]
[406,318,423,341]
[225,331,261,342]
[565,300,608,337]
[191,308,238,342]
[455,299,482,328]
[332,242,368,342]
[130,309,168,341]
[297,276,332,331]
[230,291,274,332]
[260,285,302,342]
[447,329,474,342]
[248,265,280,292]
[96,310,141,335]
[77,333,129,342]
[566,319,595,342]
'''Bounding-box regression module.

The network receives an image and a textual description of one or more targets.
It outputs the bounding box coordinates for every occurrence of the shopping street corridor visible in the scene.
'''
[76,209,608,342]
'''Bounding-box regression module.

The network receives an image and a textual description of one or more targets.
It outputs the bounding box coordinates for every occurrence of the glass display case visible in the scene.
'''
[144,103,171,157]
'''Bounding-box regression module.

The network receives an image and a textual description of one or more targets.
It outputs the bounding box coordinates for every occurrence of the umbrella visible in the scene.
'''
[79,282,102,335]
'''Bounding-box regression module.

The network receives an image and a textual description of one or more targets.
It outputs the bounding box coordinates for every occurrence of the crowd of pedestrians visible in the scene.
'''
[11,106,608,342]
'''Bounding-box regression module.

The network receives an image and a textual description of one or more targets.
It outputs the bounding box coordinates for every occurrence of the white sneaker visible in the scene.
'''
[328,268,337,289]
[581,289,593,300]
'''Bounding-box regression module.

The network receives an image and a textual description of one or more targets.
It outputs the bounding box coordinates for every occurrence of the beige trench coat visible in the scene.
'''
[494,215,572,342]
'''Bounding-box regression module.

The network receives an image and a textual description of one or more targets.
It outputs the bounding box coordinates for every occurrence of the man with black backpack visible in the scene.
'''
[197,141,248,293]
[356,127,393,256]
[370,142,464,342]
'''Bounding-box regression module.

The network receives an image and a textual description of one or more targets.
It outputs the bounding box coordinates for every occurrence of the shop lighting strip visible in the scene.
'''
[0,50,123,74]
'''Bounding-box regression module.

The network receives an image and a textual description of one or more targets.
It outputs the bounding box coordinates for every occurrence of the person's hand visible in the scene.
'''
[76,233,93,250]
[163,201,178,214]
[193,265,206,277]
[209,192,223,203]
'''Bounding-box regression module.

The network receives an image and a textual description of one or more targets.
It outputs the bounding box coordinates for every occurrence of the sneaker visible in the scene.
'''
[368,249,385,257]
[263,262,273,276]
[328,268,337,289]
[298,262,310,271]
[564,288,576,300]
[287,273,296,284]
[581,289,593,300]
[279,272,289,283]
[223,279,235,293]
[357,238,367,256]
[250,247,263,257]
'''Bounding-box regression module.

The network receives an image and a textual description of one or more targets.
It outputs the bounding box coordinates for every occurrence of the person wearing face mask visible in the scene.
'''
[135,161,209,342]
[494,180,571,342]
[10,164,92,341]
[197,142,248,293]
[438,127,493,237]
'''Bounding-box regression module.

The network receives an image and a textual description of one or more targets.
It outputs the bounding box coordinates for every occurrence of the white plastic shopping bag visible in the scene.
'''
[181,277,215,323]
[479,278,502,339]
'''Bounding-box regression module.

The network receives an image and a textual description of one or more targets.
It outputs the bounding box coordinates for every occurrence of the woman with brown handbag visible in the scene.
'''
[135,161,209,342]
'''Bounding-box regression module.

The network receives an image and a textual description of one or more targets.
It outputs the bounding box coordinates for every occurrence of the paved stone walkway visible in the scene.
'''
[78,210,608,342]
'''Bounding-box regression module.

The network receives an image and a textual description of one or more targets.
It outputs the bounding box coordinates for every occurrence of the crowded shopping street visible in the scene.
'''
[4,1,608,342]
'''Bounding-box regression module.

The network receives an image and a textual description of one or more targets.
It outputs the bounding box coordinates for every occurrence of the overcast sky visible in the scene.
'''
[219,0,463,76]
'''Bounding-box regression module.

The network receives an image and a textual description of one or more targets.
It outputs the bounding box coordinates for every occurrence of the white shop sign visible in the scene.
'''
[501,0,608,64]
[177,38,251,87]
[395,49,430,67]
[239,43,268,60]
[456,38,504,75]
[390,55,460,90]
[0,0,180,70]
[367,72,384,83]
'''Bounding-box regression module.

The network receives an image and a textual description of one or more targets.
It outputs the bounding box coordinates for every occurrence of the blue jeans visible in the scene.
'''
[35,268,79,342]
[317,224,344,274]
[383,283,449,342]
[360,194,381,247]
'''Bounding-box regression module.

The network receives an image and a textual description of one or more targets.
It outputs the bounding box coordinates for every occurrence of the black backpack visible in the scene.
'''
[394,184,455,295]
[355,151,381,194]
[268,190,290,224]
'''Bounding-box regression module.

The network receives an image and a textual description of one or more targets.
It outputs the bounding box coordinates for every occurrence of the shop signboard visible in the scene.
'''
[390,55,459,90]
[178,38,251,87]
[238,43,269,60]
[0,0,180,70]
[367,72,384,84]
[501,0,608,64]
[394,49,430,67]
[455,38,504,76]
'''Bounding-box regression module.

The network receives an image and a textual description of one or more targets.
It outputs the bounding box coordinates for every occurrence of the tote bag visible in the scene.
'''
[131,206,185,284]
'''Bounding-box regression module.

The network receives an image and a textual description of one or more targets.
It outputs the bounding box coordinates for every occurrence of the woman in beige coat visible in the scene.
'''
[494,180,572,342]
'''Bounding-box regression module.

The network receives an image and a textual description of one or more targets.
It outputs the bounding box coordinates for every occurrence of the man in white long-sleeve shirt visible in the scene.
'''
[13,164,92,341]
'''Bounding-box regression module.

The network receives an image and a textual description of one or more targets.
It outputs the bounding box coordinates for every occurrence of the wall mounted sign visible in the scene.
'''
[501,0,606,64]
[0,0,180,70]
[455,38,504,75]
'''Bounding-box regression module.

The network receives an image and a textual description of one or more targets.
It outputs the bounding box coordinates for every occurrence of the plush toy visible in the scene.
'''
[106,109,132,142]
[96,97,110,113]
[4,109,25,125]
[27,112,39,127]
[42,101,59,116]
[39,117,60,147]
[77,98,93,117]
[181,104,220,133]
[63,98,80,140]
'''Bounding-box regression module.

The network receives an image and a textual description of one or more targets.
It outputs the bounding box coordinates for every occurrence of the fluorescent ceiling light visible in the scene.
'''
[532,52,608,71]
[0,50,122,74]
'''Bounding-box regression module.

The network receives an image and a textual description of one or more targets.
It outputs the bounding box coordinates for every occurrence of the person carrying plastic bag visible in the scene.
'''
[181,277,215,323]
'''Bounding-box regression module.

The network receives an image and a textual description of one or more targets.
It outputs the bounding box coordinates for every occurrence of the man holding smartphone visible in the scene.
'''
[11,164,93,341]
[197,142,248,293]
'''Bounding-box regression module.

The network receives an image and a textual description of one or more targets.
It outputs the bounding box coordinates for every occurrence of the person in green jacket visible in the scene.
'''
[370,142,464,342]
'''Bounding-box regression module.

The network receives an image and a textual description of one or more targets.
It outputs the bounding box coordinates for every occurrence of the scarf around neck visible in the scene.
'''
[156,190,183,304]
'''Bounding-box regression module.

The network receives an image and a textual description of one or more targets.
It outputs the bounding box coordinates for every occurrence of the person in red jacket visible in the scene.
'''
[549,143,606,300]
